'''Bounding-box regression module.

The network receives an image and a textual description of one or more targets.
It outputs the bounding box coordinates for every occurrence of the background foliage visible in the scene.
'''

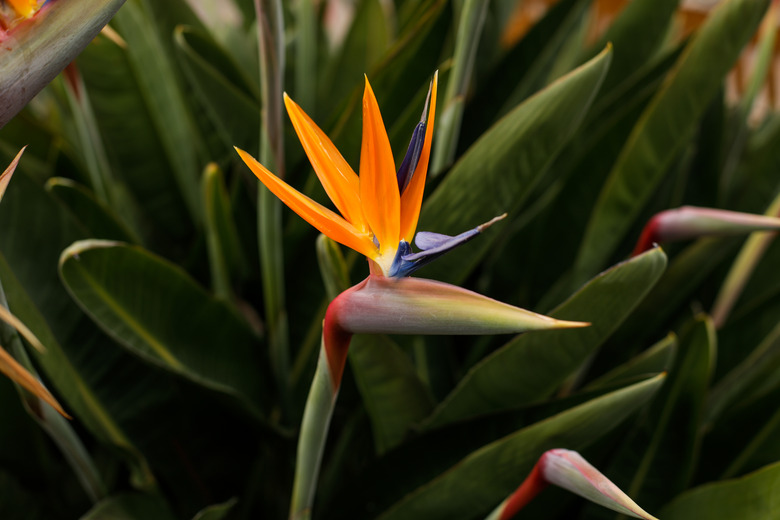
[2,0,780,518]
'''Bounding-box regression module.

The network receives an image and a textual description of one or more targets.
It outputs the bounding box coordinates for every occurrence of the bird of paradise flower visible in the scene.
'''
[236,73,596,519]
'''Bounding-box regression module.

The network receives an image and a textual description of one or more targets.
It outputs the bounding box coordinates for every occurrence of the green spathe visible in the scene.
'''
[332,275,589,336]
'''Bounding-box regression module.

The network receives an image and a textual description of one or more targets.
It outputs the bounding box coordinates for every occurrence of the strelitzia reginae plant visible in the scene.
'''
[5,0,780,519]
[236,74,660,519]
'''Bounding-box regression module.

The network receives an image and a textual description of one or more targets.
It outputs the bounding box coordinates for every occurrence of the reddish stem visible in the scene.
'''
[499,460,549,520]
[631,214,661,257]
[322,284,359,391]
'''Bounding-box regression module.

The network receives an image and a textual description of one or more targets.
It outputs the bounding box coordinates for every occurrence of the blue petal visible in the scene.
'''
[396,80,433,195]
[388,214,506,277]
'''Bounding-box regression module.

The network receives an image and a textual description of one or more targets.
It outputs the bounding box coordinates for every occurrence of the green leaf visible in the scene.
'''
[192,498,238,520]
[425,248,667,428]
[660,461,780,519]
[349,335,435,454]
[80,493,177,520]
[585,333,677,391]
[113,0,206,225]
[77,30,192,242]
[174,26,261,152]
[462,0,589,143]
[574,0,771,282]
[418,44,612,285]
[707,319,780,426]
[45,178,139,243]
[430,0,489,171]
[375,374,665,520]
[58,240,267,416]
[622,315,716,510]
[587,0,679,94]
[319,0,389,121]
[0,171,155,485]
[202,164,248,300]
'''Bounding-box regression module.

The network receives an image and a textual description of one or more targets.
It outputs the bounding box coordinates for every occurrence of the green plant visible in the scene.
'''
[2,0,780,518]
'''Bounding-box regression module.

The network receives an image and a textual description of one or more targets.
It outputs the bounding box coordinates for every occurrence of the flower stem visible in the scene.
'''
[289,341,339,520]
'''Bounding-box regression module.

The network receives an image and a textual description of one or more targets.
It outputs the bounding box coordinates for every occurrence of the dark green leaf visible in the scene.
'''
[375,374,664,520]
[425,248,666,428]
[418,44,612,285]
[660,461,780,519]
[575,0,770,282]
[59,240,267,416]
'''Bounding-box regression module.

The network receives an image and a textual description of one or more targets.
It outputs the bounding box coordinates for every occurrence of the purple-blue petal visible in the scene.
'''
[388,214,506,277]
[396,121,426,194]
[414,231,459,251]
[396,79,433,195]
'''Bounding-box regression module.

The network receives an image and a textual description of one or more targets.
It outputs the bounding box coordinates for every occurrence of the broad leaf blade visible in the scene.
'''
[418,44,612,285]
[574,0,770,282]
[376,374,665,520]
[349,335,435,454]
[660,461,780,519]
[59,240,267,416]
[426,248,667,428]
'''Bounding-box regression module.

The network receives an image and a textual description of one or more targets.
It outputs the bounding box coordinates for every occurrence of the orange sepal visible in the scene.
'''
[283,94,367,232]
[236,148,377,259]
[359,78,400,256]
[7,0,38,18]
[400,72,438,241]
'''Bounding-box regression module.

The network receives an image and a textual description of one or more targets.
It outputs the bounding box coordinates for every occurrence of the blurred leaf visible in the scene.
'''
[462,0,589,143]
[660,461,780,519]
[588,0,679,94]
[113,0,206,225]
[319,0,389,121]
[622,315,716,510]
[46,178,139,243]
[575,0,770,283]
[81,493,177,520]
[202,164,248,299]
[711,194,780,328]
[174,26,260,152]
[375,374,665,520]
[707,319,780,426]
[585,333,677,391]
[59,240,267,416]
[0,201,155,488]
[419,44,612,285]
[77,32,193,244]
[430,0,488,171]
[349,334,435,454]
[316,235,350,301]
[425,248,666,428]
[192,498,238,520]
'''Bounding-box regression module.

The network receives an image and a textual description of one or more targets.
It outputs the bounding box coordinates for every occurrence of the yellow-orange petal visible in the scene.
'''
[7,0,39,18]
[0,346,69,418]
[359,77,400,256]
[1,146,25,202]
[283,94,368,233]
[400,72,438,241]
[236,148,378,259]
